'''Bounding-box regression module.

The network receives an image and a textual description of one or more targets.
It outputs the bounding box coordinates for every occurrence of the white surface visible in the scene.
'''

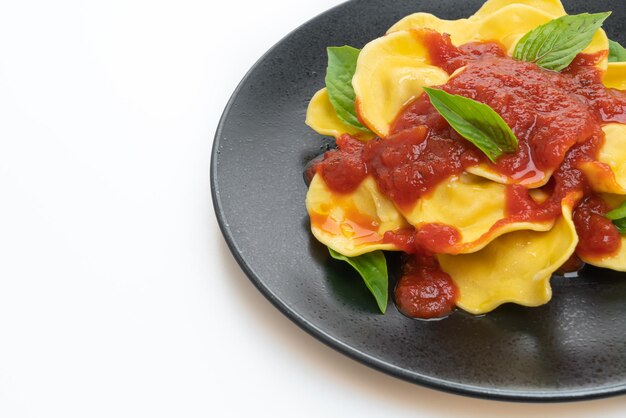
[1,0,626,417]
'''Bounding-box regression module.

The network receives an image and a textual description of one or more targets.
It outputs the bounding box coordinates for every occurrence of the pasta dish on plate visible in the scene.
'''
[304,0,626,319]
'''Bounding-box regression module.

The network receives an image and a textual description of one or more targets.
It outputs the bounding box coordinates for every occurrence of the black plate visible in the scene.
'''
[211,0,626,401]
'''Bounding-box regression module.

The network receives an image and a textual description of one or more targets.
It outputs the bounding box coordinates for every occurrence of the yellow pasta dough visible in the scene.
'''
[352,30,449,138]
[438,195,579,314]
[579,124,626,194]
[400,174,553,254]
[306,174,407,257]
[305,88,374,140]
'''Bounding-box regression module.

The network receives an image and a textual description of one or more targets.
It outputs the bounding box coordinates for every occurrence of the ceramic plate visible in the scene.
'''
[211,0,626,401]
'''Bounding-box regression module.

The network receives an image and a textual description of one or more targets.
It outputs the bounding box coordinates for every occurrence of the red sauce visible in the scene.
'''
[383,225,461,255]
[562,53,626,124]
[394,55,606,187]
[573,195,621,258]
[503,130,606,225]
[362,125,480,208]
[382,228,417,255]
[420,30,506,74]
[316,134,366,194]
[311,31,626,319]
[395,255,458,319]
[445,58,599,177]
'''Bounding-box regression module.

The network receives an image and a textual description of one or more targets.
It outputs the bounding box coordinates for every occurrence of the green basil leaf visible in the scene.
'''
[422,87,518,163]
[325,46,371,132]
[612,218,626,234]
[513,12,611,71]
[604,202,626,233]
[328,248,388,313]
[609,39,626,63]
[606,202,626,220]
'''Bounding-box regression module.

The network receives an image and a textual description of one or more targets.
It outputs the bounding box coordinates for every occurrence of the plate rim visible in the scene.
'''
[210,0,626,402]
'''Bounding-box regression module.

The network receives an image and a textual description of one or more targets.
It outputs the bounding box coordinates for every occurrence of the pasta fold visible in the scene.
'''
[305,88,374,140]
[579,124,626,194]
[400,174,554,254]
[438,194,579,314]
[352,30,449,137]
[306,174,407,256]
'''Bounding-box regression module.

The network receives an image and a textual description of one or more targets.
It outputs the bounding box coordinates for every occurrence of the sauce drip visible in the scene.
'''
[395,255,458,319]
[316,134,367,194]
[573,195,621,258]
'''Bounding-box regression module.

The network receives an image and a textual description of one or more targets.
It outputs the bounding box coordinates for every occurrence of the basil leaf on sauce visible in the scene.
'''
[605,202,626,233]
[513,12,611,71]
[325,46,371,132]
[422,87,518,163]
[328,248,388,313]
[612,218,626,234]
[609,40,626,63]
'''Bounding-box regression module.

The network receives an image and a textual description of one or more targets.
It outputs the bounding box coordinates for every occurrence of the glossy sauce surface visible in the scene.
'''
[573,195,621,258]
[394,255,458,319]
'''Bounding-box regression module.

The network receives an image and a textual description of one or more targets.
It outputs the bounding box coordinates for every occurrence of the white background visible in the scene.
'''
[1,0,625,417]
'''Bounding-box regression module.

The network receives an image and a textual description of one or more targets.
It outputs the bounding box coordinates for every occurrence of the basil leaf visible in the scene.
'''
[612,218,626,234]
[609,39,626,63]
[513,12,611,71]
[325,46,371,132]
[328,248,388,313]
[604,202,626,233]
[605,202,626,220]
[422,87,518,163]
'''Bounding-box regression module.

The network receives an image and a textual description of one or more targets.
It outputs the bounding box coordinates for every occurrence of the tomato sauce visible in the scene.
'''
[363,126,480,209]
[316,134,366,194]
[312,31,626,318]
[573,195,621,258]
[394,255,458,319]
[423,30,507,74]
[383,225,462,255]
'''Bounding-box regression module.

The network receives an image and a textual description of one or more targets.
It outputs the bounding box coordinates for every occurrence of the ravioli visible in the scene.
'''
[388,0,607,67]
[352,29,449,138]
[471,0,565,18]
[438,195,579,314]
[579,124,626,194]
[400,174,554,254]
[306,174,407,257]
[305,88,374,140]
